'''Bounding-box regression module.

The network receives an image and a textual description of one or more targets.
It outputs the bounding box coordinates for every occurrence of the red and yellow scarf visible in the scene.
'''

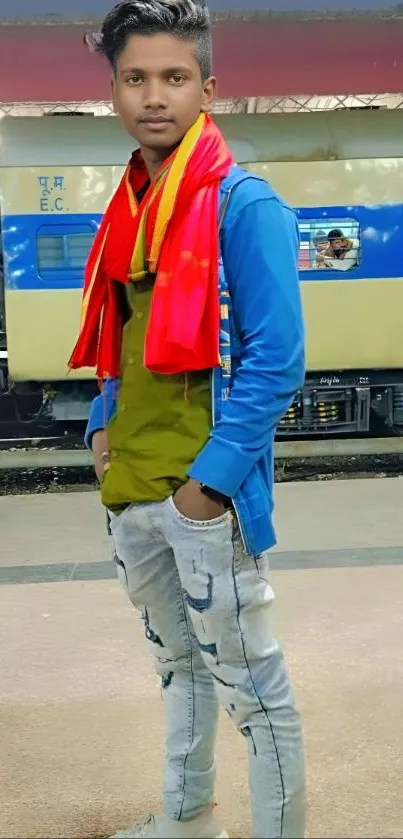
[68,114,233,379]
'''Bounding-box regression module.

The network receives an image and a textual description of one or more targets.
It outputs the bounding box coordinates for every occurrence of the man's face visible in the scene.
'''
[329,237,347,255]
[316,242,327,255]
[112,33,215,154]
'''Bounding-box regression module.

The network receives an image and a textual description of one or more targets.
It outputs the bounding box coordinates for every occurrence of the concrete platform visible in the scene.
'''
[1,478,403,838]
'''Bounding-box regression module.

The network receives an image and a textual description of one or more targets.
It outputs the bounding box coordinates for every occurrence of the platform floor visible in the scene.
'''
[1,477,403,838]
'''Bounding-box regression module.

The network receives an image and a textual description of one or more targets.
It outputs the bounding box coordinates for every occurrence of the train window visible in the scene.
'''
[67,233,95,268]
[37,225,95,280]
[37,235,65,270]
[298,219,360,272]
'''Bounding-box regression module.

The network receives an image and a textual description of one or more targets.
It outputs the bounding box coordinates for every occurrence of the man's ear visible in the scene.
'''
[201,76,216,113]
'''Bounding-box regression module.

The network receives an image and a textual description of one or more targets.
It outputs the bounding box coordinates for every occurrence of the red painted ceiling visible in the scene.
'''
[1,18,403,103]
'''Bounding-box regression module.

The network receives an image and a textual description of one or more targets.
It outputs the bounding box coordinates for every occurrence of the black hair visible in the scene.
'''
[97,0,212,81]
[328,228,344,241]
[313,230,327,244]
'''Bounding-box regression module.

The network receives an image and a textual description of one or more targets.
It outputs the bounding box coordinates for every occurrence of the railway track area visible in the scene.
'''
[1,424,403,494]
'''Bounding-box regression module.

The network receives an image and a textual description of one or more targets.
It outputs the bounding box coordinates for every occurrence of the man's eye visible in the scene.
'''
[169,74,185,84]
[128,76,142,85]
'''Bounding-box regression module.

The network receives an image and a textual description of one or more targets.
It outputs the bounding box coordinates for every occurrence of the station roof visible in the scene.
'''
[1,13,403,104]
[0,1,399,14]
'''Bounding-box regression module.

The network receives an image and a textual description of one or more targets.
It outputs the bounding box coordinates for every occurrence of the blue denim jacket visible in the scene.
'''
[85,166,305,556]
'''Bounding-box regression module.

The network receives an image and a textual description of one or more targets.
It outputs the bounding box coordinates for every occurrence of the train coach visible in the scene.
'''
[1,108,403,436]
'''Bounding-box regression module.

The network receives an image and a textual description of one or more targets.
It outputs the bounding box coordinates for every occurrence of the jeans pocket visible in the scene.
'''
[254,550,271,583]
[107,505,134,538]
[111,550,129,590]
[107,509,120,535]
[166,495,233,529]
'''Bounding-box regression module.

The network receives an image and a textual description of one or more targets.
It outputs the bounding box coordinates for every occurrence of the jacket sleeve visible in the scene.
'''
[189,195,305,498]
[84,377,119,449]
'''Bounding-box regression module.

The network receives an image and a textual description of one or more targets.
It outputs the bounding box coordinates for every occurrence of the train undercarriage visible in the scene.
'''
[2,361,403,438]
[278,370,403,437]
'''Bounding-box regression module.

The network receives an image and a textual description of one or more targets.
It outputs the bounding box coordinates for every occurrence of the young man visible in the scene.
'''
[320,228,359,272]
[69,1,306,836]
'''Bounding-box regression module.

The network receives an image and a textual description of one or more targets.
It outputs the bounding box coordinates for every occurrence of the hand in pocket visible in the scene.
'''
[173,479,225,522]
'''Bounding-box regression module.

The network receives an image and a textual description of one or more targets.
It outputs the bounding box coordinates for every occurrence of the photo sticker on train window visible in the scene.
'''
[298,219,360,272]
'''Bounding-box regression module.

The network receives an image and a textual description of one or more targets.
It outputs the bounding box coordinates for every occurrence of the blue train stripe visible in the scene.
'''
[2,213,102,291]
[296,204,403,282]
[2,204,403,291]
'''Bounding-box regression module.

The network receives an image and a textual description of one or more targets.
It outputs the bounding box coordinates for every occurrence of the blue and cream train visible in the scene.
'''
[1,109,403,434]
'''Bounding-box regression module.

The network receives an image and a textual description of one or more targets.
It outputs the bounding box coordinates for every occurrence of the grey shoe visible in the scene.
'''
[111,812,228,838]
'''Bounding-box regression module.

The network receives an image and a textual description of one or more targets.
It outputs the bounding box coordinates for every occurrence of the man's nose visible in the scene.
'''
[143,79,167,110]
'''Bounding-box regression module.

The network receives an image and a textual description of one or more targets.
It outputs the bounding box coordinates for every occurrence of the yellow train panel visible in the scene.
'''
[6,279,403,382]
[0,166,125,216]
[245,158,403,208]
[302,278,403,371]
[5,290,95,381]
[2,157,403,217]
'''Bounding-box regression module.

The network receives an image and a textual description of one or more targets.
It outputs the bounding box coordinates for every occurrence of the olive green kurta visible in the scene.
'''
[101,277,211,512]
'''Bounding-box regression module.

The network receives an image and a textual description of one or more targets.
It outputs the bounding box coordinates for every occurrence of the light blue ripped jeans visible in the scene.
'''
[108,497,306,839]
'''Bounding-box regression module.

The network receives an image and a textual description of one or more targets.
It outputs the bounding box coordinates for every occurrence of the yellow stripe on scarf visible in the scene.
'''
[125,164,139,217]
[129,210,147,281]
[130,163,169,279]
[149,114,205,272]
